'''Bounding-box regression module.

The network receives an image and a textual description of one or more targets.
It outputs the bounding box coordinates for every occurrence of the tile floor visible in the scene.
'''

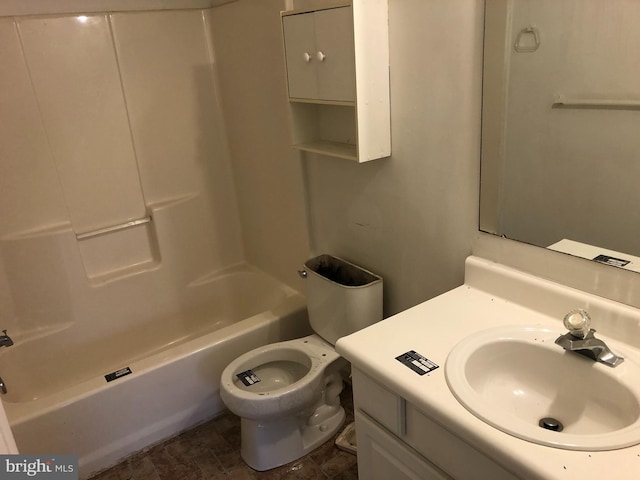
[88,384,358,480]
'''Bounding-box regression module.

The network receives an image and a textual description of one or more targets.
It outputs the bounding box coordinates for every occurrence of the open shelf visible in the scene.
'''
[292,140,357,161]
[289,101,357,160]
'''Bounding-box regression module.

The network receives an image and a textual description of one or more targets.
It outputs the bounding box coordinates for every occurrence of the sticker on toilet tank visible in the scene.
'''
[237,369,261,386]
[395,351,439,375]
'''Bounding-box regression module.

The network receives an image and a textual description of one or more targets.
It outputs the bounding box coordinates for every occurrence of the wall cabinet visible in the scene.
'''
[281,1,390,162]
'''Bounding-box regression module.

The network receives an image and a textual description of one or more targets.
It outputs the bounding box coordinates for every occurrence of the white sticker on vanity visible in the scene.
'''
[395,351,439,375]
[237,369,261,386]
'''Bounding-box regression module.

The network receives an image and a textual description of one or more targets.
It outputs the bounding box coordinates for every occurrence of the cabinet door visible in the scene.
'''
[356,412,451,480]
[314,6,356,102]
[283,12,318,100]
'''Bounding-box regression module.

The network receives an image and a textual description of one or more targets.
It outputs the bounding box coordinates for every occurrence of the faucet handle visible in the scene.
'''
[563,309,591,338]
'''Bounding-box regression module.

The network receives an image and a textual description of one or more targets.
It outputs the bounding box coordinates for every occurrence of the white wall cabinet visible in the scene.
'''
[281,1,390,162]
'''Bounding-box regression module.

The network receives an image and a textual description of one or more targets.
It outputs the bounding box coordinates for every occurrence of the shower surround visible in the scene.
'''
[0,4,310,477]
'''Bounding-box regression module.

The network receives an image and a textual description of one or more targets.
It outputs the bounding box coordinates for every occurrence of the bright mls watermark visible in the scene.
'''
[0,455,78,479]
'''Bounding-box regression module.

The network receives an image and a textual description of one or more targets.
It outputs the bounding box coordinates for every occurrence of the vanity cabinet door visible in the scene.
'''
[282,6,355,102]
[356,411,452,480]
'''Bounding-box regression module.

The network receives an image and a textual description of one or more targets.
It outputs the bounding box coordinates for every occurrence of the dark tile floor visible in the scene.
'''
[88,384,358,480]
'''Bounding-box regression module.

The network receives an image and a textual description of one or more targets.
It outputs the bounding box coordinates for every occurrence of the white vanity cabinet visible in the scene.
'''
[337,257,640,479]
[281,1,390,162]
[356,412,450,480]
[352,367,517,480]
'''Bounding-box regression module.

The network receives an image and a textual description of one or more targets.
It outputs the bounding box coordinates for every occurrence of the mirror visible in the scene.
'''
[480,0,640,268]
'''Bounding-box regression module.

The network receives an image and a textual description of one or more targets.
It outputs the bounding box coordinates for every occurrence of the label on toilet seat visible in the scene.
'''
[237,369,261,386]
[395,351,439,376]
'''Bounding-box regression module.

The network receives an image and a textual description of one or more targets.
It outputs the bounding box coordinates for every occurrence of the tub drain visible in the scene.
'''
[539,417,563,432]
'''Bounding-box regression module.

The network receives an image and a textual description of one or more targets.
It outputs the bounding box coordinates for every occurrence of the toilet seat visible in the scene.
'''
[220,335,341,421]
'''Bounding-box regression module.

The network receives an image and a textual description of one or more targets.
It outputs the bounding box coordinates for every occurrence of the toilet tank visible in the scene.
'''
[303,255,383,345]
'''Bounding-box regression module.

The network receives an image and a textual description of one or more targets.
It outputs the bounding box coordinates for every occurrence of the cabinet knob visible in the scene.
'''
[303,52,312,62]
[316,51,326,61]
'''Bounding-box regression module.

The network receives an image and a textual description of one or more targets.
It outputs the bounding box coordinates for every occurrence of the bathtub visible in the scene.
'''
[1,264,310,478]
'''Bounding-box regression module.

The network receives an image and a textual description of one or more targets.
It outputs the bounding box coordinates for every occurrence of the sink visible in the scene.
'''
[445,325,640,451]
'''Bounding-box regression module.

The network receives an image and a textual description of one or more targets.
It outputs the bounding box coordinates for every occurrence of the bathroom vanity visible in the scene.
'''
[336,256,640,479]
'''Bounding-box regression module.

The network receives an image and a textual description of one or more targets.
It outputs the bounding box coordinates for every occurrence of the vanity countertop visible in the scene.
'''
[336,256,640,479]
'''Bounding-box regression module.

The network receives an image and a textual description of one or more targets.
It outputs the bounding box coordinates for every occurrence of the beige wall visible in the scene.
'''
[205,0,640,321]
[299,0,485,315]
[208,1,311,290]
[209,0,484,316]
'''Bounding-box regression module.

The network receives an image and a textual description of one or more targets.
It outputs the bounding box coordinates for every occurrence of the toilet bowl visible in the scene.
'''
[220,334,347,471]
[219,254,382,471]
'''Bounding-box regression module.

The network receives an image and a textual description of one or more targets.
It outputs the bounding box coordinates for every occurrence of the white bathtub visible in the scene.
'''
[1,264,309,478]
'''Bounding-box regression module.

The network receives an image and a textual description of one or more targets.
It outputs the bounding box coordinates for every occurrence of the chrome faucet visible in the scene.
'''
[555,309,624,367]
[0,330,13,348]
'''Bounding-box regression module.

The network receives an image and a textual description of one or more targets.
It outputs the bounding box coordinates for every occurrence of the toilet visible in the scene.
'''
[220,254,383,471]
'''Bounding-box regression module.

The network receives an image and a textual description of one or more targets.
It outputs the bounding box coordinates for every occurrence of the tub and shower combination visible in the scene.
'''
[1,262,309,477]
[0,4,310,478]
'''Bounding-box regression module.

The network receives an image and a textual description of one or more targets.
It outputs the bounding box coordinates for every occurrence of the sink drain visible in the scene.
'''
[539,417,564,432]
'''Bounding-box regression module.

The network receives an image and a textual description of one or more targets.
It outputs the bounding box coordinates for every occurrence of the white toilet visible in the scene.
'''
[220,254,383,471]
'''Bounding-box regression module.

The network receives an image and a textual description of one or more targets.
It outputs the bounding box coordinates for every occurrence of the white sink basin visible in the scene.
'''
[445,325,640,451]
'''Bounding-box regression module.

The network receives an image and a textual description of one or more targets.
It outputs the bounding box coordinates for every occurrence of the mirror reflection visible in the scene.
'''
[480,0,640,268]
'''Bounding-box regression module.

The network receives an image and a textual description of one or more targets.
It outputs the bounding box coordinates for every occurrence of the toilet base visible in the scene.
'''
[240,406,346,471]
